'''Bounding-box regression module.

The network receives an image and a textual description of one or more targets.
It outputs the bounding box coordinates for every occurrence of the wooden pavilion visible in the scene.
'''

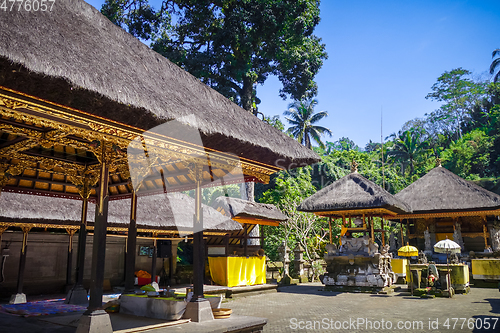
[394,164,500,253]
[211,196,287,254]
[0,0,319,329]
[298,164,411,245]
[0,191,241,298]
[297,164,411,289]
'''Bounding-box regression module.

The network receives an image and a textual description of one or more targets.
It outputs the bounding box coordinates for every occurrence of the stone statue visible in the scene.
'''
[424,229,433,256]
[488,222,500,252]
[389,232,396,252]
[453,223,464,251]
[418,251,428,264]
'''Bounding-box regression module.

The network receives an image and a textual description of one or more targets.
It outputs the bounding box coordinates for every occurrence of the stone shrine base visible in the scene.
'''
[323,284,398,294]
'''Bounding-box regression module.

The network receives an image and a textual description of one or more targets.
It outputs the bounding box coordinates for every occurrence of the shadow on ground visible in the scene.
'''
[277,284,341,297]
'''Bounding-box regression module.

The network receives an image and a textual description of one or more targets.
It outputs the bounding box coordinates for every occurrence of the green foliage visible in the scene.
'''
[490,48,500,83]
[260,166,327,261]
[386,128,431,176]
[183,184,240,206]
[284,98,332,149]
[441,129,494,179]
[262,115,286,132]
[425,68,486,140]
[102,0,327,112]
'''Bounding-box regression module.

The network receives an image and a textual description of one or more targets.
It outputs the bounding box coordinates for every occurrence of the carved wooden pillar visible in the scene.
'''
[125,189,138,292]
[87,143,110,312]
[66,229,77,286]
[10,226,31,304]
[370,215,375,242]
[16,227,30,294]
[66,180,92,305]
[191,164,205,300]
[0,226,7,256]
[482,216,489,250]
[243,224,248,257]
[151,236,157,284]
[381,217,385,247]
[328,217,332,244]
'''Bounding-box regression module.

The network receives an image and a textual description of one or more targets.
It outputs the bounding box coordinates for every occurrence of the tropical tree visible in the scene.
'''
[425,68,485,140]
[387,128,430,176]
[284,98,332,149]
[490,49,500,82]
[102,0,327,113]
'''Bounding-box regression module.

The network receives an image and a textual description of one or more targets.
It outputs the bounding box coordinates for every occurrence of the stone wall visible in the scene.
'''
[0,231,178,297]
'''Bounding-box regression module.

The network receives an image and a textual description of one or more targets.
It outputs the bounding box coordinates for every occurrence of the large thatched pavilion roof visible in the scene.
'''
[395,166,500,217]
[0,192,241,234]
[0,0,319,168]
[212,196,287,227]
[298,172,411,217]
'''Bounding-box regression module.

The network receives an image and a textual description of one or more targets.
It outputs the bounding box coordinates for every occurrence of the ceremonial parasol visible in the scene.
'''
[434,237,461,297]
[398,243,418,295]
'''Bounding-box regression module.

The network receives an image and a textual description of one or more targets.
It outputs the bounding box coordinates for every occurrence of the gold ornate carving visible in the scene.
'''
[0,97,28,110]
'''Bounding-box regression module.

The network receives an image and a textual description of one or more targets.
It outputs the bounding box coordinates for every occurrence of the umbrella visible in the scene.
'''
[433,237,460,298]
[398,244,418,257]
[398,243,418,295]
[433,238,461,254]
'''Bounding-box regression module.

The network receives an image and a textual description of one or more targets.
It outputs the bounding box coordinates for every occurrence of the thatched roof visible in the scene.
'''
[395,166,500,213]
[0,192,241,233]
[0,0,319,167]
[212,196,287,222]
[298,172,411,214]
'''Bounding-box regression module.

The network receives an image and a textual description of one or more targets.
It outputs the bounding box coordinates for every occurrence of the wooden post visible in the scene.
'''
[87,146,110,312]
[400,219,404,247]
[260,224,265,249]
[125,190,138,292]
[381,217,385,247]
[224,234,229,256]
[151,237,157,284]
[66,229,76,286]
[0,226,7,258]
[243,224,248,257]
[75,196,88,288]
[406,219,410,244]
[16,227,30,295]
[328,217,332,244]
[66,194,89,305]
[482,216,488,249]
[370,215,374,242]
[192,167,205,300]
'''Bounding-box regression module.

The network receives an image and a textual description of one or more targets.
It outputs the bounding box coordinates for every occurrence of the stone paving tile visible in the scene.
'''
[1,283,499,333]
[224,283,500,333]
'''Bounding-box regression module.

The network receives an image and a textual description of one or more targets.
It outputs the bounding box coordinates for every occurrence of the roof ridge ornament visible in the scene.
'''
[436,158,442,167]
[351,160,358,173]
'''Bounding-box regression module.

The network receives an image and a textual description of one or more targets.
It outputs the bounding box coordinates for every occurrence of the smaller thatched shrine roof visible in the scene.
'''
[212,196,287,226]
[0,192,240,234]
[395,166,500,216]
[298,172,411,217]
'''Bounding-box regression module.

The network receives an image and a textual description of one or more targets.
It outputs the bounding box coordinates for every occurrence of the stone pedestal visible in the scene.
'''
[66,285,89,305]
[293,245,308,282]
[9,293,26,304]
[277,242,290,276]
[183,299,214,322]
[76,310,112,333]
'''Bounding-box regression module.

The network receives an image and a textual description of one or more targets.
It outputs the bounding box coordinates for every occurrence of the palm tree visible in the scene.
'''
[284,98,332,149]
[387,128,429,176]
[490,48,500,82]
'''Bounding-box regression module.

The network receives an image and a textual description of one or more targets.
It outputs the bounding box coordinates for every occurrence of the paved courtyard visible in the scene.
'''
[1,283,499,332]
[224,283,500,333]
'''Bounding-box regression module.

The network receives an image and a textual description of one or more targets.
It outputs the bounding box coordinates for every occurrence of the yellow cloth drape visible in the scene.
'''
[208,256,266,287]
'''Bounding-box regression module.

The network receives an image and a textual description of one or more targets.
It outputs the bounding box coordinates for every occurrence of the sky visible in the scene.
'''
[86,0,500,148]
